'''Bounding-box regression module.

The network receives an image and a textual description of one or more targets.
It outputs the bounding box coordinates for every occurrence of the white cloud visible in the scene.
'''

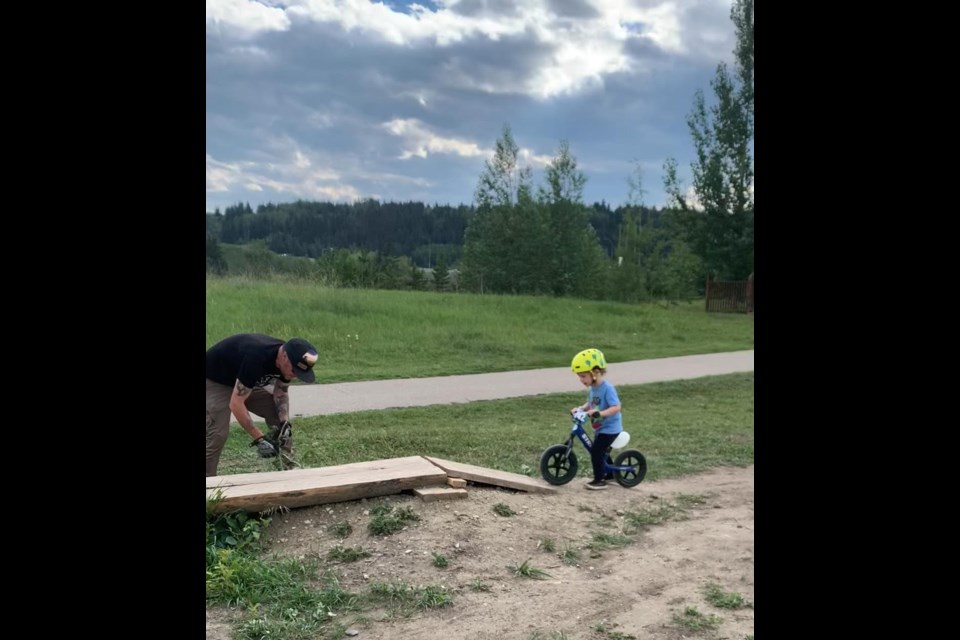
[518,147,554,168]
[207,143,356,203]
[271,0,730,98]
[207,0,292,39]
[383,118,489,159]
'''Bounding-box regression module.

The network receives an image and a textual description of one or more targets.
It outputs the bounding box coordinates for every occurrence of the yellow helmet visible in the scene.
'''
[571,348,606,373]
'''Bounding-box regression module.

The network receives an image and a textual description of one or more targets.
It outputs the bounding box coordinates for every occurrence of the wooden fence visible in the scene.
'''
[705,273,754,314]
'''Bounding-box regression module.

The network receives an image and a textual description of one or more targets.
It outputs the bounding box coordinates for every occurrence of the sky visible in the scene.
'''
[206,0,737,213]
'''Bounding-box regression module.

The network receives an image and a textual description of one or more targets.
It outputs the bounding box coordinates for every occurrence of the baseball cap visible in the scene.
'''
[283,338,318,383]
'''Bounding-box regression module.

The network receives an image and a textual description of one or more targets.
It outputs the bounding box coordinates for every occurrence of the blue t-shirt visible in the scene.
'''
[588,380,622,435]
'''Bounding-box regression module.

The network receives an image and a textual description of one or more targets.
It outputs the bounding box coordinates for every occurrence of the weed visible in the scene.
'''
[703,582,753,609]
[674,493,708,508]
[508,559,551,579]
[368,504,421,536]
[469,579,492,592]
[416,585,452,609]
[671,606,721,632]
[586,532,633,552]
[206,504,270,555]
[493,503,515,517]
[326,546,371,563]
[365,581,452,616]
[561,546,581,565]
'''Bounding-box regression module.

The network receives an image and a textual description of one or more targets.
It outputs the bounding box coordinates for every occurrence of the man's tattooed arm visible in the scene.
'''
[274,380,290,423]
[230,379,265,441]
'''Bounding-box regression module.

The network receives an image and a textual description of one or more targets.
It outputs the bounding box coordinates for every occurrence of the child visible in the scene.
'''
[570,348,622,490]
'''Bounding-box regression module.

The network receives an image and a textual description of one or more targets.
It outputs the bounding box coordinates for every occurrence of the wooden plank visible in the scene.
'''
[207,456,431,490]
[414,486,468,502]
[446,477,467,488]
[422,456,558,494]
[206,457,447,513]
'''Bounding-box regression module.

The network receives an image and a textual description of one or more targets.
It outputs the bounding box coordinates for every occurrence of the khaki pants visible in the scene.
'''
[206,379,291,476]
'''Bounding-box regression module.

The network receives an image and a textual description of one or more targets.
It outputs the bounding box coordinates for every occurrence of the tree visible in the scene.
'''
[663,0,754,280]
[433,253,450,292]
[460,124,537,293]
[409,261,425,290]
[537,140,606,297]
[205,233,227,274]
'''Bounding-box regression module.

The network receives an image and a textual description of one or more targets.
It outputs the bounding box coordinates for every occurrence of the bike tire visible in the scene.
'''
[613,449,647,487]
[539,445,578,485]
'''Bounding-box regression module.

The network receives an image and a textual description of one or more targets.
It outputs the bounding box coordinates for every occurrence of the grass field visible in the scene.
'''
[206,275,754,383]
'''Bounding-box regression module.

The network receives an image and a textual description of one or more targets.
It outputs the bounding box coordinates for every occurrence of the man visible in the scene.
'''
[205,333,318,477]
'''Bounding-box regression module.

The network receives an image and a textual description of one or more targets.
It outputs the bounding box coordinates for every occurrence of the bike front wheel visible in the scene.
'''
[540,445,578,485]
[613,449,647,487]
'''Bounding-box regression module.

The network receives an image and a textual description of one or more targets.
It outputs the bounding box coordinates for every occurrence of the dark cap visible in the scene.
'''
[283,338,318,383]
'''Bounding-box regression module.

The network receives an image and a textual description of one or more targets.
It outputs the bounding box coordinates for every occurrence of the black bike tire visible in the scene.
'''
[539,445,578,485]
[613,449,647,487]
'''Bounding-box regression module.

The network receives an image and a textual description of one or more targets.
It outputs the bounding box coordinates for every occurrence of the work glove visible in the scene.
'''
[251,436,278,458]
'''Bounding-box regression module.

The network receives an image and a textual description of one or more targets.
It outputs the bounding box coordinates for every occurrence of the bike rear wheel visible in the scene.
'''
[613,449,647,487]
[540,445,578,485]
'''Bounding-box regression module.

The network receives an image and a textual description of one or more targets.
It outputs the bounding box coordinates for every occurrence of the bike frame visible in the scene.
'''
[565,411,634,475]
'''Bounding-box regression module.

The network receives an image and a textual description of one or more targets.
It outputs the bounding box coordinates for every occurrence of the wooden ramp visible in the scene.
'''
[424,456,559,495]
[206,456,447,513]
[207,456,558,513]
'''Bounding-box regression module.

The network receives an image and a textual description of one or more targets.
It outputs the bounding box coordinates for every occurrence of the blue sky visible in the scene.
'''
[206,0,736,212]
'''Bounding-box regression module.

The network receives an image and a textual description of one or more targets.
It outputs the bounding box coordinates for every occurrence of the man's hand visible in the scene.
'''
[251,436,278,458]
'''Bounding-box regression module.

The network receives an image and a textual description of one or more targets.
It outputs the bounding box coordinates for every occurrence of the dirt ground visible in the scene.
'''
[207,464,754,640]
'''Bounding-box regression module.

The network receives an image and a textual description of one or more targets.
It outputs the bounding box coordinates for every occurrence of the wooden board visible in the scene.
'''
[207,457,431,490]
[414,486,468,502]
[423,456,558,494]
[446,477,467,488]
[206,456,447,513]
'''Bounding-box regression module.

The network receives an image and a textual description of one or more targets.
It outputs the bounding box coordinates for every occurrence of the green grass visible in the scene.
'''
[671,606,721,633]
[206,275,753,383]
[703,582,753,609]
[325,545,370,563]
[586,532,633,552]
[622,494,710,531]
[366,580,453,616]
[213,372,753,478]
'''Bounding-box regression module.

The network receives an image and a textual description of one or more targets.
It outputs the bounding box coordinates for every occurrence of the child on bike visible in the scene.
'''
[570,348,622,490]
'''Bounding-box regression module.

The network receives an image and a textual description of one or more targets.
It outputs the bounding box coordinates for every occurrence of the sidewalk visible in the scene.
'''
[286,350,754,419]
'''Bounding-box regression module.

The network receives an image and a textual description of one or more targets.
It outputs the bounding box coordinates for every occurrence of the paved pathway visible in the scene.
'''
[286,350,754,418]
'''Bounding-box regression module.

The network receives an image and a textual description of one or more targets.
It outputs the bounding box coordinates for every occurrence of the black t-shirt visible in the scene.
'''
[205,333,289,388]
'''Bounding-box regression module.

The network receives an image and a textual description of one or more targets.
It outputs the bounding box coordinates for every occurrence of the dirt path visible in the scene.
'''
[207,464,754,639]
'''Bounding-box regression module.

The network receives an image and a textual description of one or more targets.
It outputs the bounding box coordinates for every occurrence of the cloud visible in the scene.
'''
[222,0,734,99]
[383,118,489,159]
[206,0,742,210]
[206,0,292,39]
